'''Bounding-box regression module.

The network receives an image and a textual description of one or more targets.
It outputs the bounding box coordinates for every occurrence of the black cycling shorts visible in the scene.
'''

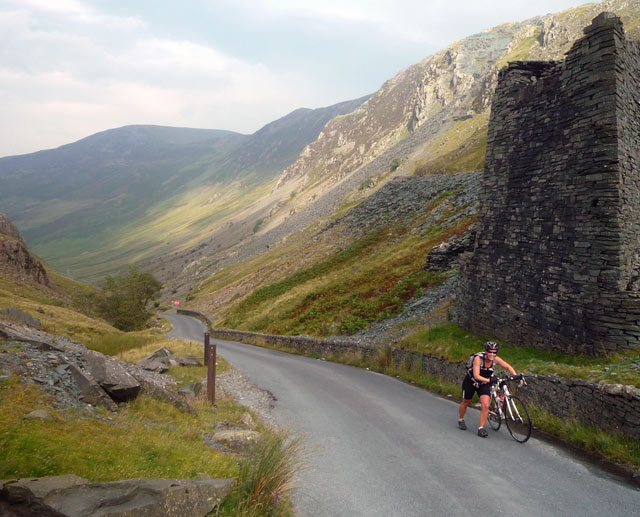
[462,375,491,400]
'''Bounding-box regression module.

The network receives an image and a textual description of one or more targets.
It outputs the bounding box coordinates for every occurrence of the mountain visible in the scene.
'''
[2,0,638,334]
[158,0,640,328]
[0,96,369,283]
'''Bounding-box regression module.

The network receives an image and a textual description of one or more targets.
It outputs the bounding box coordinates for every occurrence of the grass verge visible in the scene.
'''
[0,338,302,516]
[216,429,305,517]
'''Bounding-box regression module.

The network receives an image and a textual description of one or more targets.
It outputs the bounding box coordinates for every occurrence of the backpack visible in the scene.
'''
[465,352,495,378]
[465,353,481,377]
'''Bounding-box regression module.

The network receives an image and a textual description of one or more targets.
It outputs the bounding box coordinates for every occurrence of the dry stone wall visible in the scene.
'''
[458,13,640,354]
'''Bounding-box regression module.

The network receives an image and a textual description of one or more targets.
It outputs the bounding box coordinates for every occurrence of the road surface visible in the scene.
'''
[164,311,639,516]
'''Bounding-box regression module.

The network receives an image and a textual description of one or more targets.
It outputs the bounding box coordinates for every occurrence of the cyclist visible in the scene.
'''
[458,341,517,437]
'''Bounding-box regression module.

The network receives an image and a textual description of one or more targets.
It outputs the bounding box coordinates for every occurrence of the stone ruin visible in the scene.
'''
[458,13,640,354]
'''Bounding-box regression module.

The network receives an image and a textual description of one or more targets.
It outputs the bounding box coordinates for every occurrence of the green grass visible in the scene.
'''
[399,322,640,387]
[86,331,169,357]
[0,382,238,482]
[216,429,304,517]
[0,337,303,515]
[528,405,640,468]
[412,115,489,176]
[221,215,476,336]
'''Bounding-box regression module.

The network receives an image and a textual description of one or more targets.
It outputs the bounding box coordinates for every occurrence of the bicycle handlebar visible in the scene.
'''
[493,373,526,388]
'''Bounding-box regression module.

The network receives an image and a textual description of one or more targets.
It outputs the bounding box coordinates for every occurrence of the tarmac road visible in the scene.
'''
[164,311,639,516]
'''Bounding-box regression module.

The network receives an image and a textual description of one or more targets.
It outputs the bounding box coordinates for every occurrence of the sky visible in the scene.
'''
[0,0,596,158]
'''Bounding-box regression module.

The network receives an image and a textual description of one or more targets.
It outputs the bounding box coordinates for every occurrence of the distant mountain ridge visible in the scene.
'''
[0,96,369,281]
[1,0,638,299]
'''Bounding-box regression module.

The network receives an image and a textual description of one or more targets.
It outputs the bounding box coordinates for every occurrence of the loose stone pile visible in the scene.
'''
[0,320,178,415]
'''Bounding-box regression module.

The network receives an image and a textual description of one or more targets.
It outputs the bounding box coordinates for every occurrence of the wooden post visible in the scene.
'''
[204,332,210,366]
[206,334,216,406]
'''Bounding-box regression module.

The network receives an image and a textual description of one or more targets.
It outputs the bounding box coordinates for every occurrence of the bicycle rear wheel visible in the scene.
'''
[504,396,531,443]
[488,397,501,431]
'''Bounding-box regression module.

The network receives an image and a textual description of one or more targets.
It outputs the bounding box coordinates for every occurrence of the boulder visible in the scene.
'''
[23,410,52,421]
[177,380,205,399]
[135,358,169,373]
[136,348,202,372]
[0,475,87,517]
[132,375,196,415]
[85,351,141,402]
[177,355,202,367]
[144,347,173,360]
[0,476,234,517]
[212,430,261,453]
[66,363,118,412]
[0,308,41,330]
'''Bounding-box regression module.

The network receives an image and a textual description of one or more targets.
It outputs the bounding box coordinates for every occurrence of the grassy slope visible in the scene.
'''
[34,173,276,284]
[190,187,475,335]
[0,338,300,515]
[0,265,118,342]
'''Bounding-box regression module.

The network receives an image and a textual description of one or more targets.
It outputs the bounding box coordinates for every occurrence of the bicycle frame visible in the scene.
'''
[491,381,521,421]
[488,374,531,442]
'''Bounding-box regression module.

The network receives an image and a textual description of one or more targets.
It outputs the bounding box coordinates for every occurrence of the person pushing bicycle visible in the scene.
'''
[458,341,517,437]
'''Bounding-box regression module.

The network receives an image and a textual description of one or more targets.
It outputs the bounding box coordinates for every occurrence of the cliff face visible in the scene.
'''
[0,212,49,286]
[273,0,639,194]
[274,22,530,190]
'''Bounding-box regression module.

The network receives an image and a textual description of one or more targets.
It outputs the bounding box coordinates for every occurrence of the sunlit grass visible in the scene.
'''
[399,322,640,387]
[0,381,237,481]
[221,216,475,336]
[87,331,168,357]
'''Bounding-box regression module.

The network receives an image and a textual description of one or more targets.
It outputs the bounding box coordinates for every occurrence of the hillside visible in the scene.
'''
[159,0,640,331]
[0,96,368,283]
[0,212,118,341]
[2,1,638,334]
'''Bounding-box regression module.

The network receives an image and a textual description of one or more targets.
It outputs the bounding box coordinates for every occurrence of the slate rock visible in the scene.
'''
[1,476,234,517]
[85,351,141,402]
[66,363,118,412]
[212,430,261,453]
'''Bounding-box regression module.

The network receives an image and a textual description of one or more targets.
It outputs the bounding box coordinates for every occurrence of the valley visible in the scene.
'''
[1,2,640,513]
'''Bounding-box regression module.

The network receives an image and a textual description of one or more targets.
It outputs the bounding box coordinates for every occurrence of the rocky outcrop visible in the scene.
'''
[0,212,20,239]
[273,22,530,191]
[85,350,141,402]
[0,212,49,287]
[273,1,638,197]
[0,475,234,517]
[0,308,41,330]
[0,321,193,414]
[424,230,477,272]
[136,346,202,373]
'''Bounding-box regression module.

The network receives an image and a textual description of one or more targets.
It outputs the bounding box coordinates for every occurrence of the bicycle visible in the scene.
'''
[487,374,532,443]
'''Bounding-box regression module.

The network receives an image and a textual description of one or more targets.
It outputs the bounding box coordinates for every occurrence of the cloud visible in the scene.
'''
[0,0,594,156]
[0,0,318,156]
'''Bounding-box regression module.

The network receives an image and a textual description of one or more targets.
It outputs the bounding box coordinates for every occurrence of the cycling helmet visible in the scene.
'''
[484,341,499,352]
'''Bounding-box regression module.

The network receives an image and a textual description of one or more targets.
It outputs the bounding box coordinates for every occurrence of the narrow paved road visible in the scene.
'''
[164,311,639,516]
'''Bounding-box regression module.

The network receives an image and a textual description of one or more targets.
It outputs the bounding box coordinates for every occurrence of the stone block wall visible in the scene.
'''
[458,13,640,354]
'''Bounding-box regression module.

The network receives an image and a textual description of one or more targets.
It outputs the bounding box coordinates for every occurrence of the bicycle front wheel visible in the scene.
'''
[504,396,531,443]
[488,397,501,431]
